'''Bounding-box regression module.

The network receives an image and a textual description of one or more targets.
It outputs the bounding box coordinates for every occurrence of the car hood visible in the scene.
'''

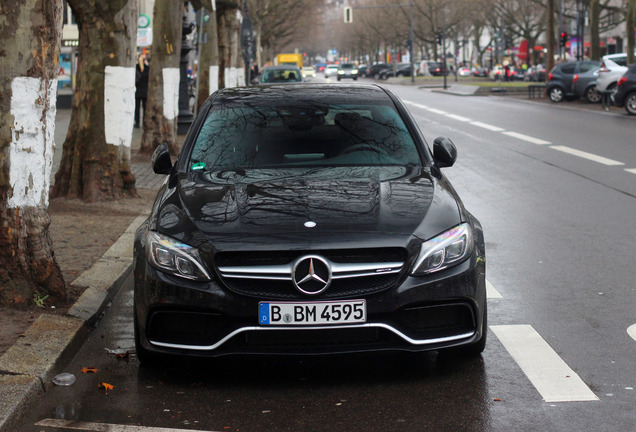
[153,166,462,251]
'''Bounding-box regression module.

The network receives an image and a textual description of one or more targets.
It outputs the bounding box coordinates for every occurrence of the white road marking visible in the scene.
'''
[628,324,636,342]
[624,168,636,175]
[486,280,503,298]
[490,325,599,403]
[425,107,447,115]
[36,419,216,431]
[402,100,429,110]
[550,145,625,166]
[469,121,505,132]
[502,131,551,145]
[445,114,471,122]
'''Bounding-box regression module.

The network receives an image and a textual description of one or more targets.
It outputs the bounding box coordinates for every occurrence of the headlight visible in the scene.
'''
[352,69,358,74]
[338,70,344,74]
[146,231,211,281]
[411,223,473,275]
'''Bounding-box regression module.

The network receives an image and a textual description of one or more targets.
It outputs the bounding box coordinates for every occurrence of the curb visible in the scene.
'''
[0,213,148,432]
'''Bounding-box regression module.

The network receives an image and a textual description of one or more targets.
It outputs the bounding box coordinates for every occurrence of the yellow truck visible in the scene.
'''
[275,53,303,68]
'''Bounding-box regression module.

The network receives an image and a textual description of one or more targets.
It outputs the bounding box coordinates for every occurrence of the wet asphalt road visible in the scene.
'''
[17,79,636,431]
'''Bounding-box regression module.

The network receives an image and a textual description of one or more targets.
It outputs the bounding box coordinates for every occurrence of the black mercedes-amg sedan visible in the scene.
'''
[133,84,486,364]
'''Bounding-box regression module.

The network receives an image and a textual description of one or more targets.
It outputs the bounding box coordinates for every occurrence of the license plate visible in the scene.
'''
[259,300,366,326]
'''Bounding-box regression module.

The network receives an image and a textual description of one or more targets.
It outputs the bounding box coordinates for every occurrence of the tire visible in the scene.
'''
[548,86,564,102]
[625,92,636,115]
[337,77,341,81]
[353,77,357,81]
[585,86,601,103]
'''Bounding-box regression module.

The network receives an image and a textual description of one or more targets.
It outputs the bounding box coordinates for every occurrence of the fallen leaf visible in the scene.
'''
[116,351,130,360]
[81,367,98,374]
[98,382,114,393]
[494,398,501,402]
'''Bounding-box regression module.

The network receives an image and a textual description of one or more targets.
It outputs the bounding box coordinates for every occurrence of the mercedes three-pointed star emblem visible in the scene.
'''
[292,255,332,295]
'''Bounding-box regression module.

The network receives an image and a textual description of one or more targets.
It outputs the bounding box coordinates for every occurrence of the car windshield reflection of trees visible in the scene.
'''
[189,103,421,173]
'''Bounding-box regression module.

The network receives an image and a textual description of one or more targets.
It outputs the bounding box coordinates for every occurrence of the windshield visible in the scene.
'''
[260,68,302,83]
[190,101,421,172]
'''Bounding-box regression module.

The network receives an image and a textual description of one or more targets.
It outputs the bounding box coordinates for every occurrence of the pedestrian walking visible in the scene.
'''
[135,53,149,128]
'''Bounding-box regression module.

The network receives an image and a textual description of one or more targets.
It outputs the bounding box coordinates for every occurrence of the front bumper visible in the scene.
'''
[133,251,486,358]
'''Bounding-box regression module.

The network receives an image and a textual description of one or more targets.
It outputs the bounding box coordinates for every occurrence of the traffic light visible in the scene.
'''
[436,33,442,45]
[560,32,569,47]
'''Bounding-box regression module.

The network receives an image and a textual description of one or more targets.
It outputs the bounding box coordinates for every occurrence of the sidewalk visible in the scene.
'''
[0,109,164,432]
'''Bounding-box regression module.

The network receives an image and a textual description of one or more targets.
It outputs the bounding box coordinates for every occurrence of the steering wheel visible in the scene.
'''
[341,143,384,155]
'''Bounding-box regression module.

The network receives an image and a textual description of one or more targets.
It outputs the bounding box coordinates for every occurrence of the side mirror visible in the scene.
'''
[433,137,457,168]
[152,142,172,175]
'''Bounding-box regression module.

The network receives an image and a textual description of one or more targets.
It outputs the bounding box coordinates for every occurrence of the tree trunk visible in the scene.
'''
[139,0,183,155]
[0,0,66,305]
[217,2,240,89]
[197,7,219,111]
[52,0,138,202]
[547,0,555,78]
[627,0,635,64]
[590,0,600,60]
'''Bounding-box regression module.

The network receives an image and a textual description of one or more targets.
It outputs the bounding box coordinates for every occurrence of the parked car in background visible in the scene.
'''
[133,83,487,364]
[357,65,368,77]
[488,65,504,80]
[379,63,415,79]
[510,67,526,81]
[337,63,359,80]
[613,63,636,115]
[315,63,327,72]
[524,65,546,82]
[324,64,340,78]
[302,66,316,80]
[472,67,489,77]
[366,63,391,79]
[596,53,632,102]
[458,67,472,77]
[259,65,303,84]
[546,60,600,102]
[423,61,446,76]
[571,66,601,103]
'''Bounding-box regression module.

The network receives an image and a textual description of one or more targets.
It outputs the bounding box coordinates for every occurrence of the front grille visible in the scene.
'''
[240,327,403,348]
[215,248,407,299]
[216,248,406,267]
[222,272,400,299]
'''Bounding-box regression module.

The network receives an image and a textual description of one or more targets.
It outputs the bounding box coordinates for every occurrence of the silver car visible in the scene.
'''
[324,64,339,78]
[596,53,630,99]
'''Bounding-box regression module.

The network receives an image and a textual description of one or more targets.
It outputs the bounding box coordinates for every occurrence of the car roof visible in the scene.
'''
[264,65,301,70]
[213,84,393,104]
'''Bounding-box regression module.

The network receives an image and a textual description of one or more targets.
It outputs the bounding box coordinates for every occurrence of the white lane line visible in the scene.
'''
[490,325,599,403]
[36,419,216,431]
[628,324,636,342]
[550,145,625,166]
[486,280,503,299]
[470,121,505,132]
[445,114,471,122]
[403,100,429,110]
[426,107,447,115]
[502,131,551,145]
[624,168,636,175]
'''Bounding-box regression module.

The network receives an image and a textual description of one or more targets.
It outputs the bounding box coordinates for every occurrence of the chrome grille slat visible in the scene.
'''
[215,248,407,299]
